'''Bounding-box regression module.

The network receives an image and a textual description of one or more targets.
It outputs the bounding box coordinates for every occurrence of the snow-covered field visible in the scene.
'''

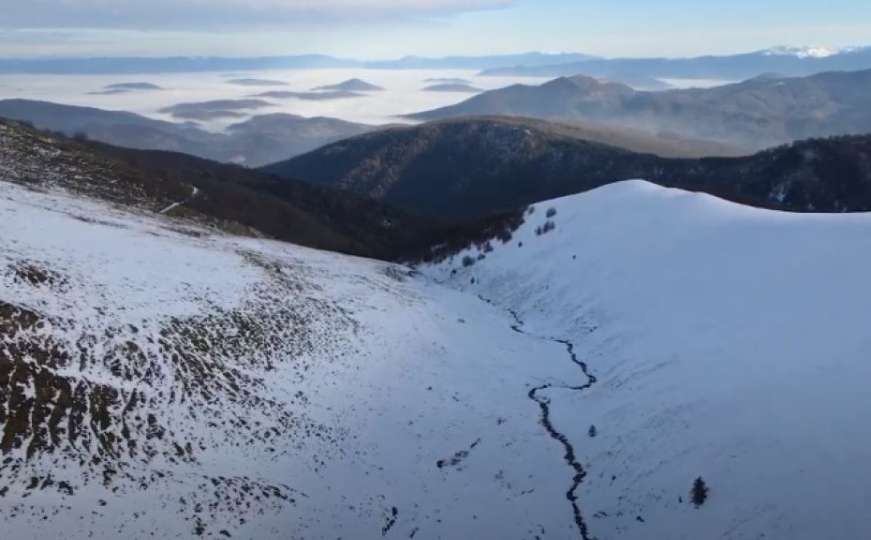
[3,169,871,540]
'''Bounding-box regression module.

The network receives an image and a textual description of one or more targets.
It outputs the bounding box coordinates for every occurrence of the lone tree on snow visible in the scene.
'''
[588,425,597,438]
[691,477,709,508]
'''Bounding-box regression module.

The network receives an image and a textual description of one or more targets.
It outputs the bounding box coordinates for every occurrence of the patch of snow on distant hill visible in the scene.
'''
[762,45,841,58]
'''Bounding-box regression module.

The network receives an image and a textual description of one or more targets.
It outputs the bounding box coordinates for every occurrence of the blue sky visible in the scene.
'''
[1,0,869,58]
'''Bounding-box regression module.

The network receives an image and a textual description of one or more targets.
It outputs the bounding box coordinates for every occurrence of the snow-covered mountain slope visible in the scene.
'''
[0,176,603,539]
[429,180,871,540]
[4,138,871,540]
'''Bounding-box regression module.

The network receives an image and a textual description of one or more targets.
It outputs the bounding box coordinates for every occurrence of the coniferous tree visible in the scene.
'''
[691,477,709,508]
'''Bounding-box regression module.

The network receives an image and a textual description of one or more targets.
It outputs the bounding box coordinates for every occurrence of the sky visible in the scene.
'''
[1,0,870,59]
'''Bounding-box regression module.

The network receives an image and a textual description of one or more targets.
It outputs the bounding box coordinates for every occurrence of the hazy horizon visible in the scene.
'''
[1,44,869,61]
[1,0,869,59]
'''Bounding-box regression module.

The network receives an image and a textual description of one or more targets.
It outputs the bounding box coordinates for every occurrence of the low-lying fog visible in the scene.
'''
[0,69,535,129]
[0,69,732,130]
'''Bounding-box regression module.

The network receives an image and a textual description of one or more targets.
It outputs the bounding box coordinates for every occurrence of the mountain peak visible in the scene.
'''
[313,78,384,92]
[760,45,841,58]
[509,75,637,97]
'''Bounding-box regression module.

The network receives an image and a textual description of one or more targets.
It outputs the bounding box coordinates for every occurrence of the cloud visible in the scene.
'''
[3,0,515,29]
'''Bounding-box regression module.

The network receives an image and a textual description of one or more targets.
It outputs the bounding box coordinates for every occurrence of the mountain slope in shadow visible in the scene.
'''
[264,116,871,221]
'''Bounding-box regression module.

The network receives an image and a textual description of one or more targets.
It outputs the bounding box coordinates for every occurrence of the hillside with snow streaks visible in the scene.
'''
[0,178,599,538]
[429,180,871,540]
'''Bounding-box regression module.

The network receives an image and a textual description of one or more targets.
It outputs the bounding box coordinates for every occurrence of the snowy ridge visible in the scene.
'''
[429,180,871,539]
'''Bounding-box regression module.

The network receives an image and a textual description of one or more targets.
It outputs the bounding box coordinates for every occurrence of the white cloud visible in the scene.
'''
[4,0,514,29]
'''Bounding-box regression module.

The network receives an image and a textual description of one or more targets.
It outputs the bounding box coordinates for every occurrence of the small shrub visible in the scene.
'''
[536,221,556,236]
[588,425,597,438]
[691,477,709,508]
[546,207,558,218]
[462,255,476,267]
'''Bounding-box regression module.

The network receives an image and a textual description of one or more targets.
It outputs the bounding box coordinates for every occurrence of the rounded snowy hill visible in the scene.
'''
[430,180,871,539]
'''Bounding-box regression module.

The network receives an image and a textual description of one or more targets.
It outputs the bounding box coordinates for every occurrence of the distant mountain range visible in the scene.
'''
[0,99,374,166]
[263,116,871,221]
[364,52,596,70]
[480,46,871,80]
[409,70,871,151]
[2,47,868,77]
[0,52,595,74]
